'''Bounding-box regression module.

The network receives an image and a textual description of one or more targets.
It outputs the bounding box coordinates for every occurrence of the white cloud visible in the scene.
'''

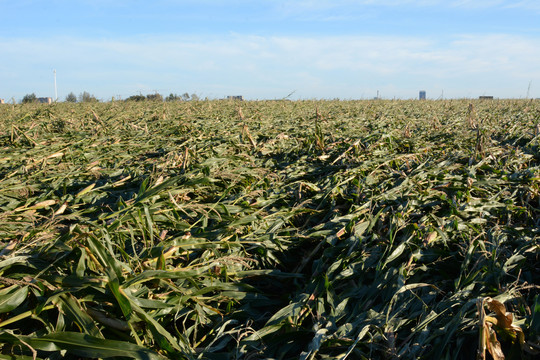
[503,0,540,11]
[1,32,539,100]
[274,0,540,13]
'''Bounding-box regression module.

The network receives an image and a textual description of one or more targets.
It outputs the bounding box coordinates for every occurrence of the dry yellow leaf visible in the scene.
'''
[479,297,526,360]
[30,199,57,209]
[15,199,57,212]
[54,202,68,216]
[46,151,64,159]
[486,298,514,330]
[76,183,96,198]
[485,324,505,360]
[424,231,437,245]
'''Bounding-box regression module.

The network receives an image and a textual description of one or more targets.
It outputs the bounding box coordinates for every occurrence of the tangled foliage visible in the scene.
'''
[0,99,538,359]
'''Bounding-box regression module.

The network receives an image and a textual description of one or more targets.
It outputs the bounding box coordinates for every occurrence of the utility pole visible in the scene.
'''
[54,69,58,101]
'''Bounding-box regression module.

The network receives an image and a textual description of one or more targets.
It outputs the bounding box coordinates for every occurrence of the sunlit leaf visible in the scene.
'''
[0,285,28,313]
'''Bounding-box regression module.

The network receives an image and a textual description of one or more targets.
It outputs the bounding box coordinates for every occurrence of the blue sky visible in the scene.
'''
[1,0,539,101]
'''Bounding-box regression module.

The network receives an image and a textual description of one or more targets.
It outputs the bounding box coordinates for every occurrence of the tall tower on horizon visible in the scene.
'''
[54,69,58,101]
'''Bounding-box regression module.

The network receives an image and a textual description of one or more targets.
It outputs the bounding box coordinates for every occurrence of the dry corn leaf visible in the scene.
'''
[46,151,64,159]
[15,199,57,212]
[423,231,437,246]
[485,324,505,360]
[479,297,526,360]
[76,183,96,198]
[54,202,69,216]
[486,298,514,329]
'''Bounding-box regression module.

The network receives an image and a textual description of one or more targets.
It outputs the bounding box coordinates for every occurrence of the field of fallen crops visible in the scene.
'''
[0,99,538,359]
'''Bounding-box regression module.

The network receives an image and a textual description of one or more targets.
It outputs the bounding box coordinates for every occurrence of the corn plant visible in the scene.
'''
[0,99,538,359]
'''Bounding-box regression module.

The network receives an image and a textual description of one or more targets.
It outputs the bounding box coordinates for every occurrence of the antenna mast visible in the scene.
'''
[54,69,58,101]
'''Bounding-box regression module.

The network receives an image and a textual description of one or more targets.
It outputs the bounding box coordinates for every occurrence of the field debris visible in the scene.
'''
[0,99,538,359]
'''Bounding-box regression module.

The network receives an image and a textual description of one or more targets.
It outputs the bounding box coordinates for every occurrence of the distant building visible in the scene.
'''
[479,96,494,100]
[419,91,426,100]
[0,99,4,104]
[227,95,244,101]
[37,97,52,104]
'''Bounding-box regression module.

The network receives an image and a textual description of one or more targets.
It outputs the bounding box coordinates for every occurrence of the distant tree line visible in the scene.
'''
[21,93,37,104]
[165,93,199,101]
[19,92,98,103]
[125,93,163,102]
[20,91,200,104]
[126,93,199,102]
[66,92,98,103]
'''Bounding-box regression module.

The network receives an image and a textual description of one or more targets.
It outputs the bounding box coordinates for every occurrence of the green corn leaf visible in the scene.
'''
[0,355,40,360]
[382,242,407,269]
[55,294,102,338]
[108,277,132,320]
[14,332,165,359]
[0,285,28,314]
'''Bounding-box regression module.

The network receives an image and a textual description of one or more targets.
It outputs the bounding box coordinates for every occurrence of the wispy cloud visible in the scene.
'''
[274,0,540,13]
[503,0,540,11]
[1,32,539,100]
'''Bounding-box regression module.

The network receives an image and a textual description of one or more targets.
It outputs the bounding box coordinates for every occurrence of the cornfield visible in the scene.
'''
[0,99,538,359]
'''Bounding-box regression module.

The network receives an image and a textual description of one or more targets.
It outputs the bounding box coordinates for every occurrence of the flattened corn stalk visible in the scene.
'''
[0,99,538,359]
